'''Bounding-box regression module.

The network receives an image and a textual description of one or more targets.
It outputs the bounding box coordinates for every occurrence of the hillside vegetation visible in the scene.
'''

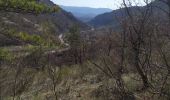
[0,0,170,100]
[0,0,59,14]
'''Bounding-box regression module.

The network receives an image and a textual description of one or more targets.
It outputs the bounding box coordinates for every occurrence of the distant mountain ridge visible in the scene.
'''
[60,5,112,22]
[88,0,168,28]
[88,6,139,28]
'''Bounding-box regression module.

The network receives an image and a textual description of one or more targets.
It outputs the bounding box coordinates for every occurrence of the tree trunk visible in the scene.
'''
[133,46,150,89]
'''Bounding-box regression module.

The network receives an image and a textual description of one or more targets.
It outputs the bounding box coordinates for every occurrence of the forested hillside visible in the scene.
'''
[0,0,170,100]
[0,0,89,46]
[0,0,58,13]
[89,0,168,28]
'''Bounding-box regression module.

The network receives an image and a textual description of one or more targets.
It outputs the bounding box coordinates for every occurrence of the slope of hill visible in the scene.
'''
[0,0,89,46]
[88,6,140,28]
[60,5,112,22]
[88,0,168,28]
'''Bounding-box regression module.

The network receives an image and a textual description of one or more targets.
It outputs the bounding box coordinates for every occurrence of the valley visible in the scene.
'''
[60,5,112,22]
[0,0,170,100]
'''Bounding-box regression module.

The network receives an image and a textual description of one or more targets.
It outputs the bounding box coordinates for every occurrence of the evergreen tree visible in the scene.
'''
[67,26,83,64]
[0,0,59,14]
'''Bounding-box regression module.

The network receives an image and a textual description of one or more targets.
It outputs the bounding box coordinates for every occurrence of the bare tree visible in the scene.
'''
[90,30,133,99]
[121,0,154,89]
[121,0,170,98]
[46,54,60,100]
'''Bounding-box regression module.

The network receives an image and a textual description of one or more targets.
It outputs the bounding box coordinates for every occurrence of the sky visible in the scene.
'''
[51,0,147,10]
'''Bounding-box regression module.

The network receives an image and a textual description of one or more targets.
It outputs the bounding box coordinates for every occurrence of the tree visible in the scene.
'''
[67,26,83,64]
[120,0,170,98]
[122,0,153,89]
[0,0,59,14]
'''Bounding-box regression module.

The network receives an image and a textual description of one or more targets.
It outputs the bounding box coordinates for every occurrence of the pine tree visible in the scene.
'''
[0,0,59,14]
[67,26,83,64]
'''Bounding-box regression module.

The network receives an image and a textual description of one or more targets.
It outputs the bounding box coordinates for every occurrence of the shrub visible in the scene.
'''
[0,48,13,62]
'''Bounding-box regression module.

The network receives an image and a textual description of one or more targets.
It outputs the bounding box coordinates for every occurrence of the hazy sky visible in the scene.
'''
[51,0,147,10]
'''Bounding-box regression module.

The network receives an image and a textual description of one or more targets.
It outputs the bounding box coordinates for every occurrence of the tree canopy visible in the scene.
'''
[0,0,59,14]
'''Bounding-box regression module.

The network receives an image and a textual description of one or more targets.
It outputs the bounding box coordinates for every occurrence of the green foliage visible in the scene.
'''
[0,0,59,14]
[0,48,13,61]
[18,32,44,45]
[40,22,60,47]
[67,26,81,48]
[4,28,57,46]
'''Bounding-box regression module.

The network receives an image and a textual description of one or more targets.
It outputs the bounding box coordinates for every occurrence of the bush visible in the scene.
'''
[0,48,13,61]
